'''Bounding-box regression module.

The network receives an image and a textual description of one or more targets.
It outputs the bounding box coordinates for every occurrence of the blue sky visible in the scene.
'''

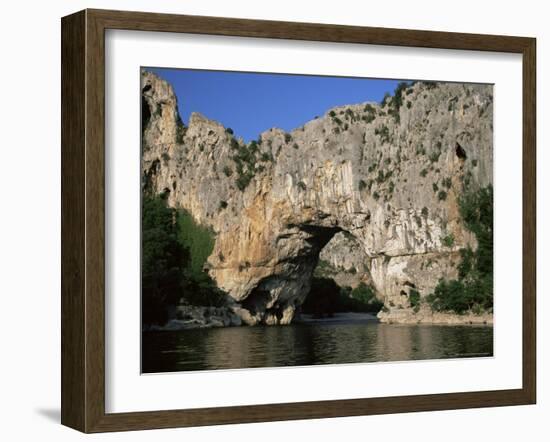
[147,67,403,142]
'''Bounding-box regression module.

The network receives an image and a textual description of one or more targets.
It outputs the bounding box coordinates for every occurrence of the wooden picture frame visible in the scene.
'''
[61,8,536,433]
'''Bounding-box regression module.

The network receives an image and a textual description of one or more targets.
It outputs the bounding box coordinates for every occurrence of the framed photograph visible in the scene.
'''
[61,9,536,433]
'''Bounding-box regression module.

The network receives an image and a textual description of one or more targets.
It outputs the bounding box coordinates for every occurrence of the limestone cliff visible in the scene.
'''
[141,71,493,325]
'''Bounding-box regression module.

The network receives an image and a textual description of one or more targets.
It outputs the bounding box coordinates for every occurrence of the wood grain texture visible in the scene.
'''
[60,10,86,432]
[522,38,536,403]
[89,8,532,53]
[85,9,107,432]
[60,8,537,433]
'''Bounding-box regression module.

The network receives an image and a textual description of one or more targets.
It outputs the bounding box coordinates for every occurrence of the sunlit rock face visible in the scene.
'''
[141,70,493,325]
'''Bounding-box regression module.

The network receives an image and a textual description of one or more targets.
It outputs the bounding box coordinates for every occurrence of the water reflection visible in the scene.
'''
[142,322,493,373]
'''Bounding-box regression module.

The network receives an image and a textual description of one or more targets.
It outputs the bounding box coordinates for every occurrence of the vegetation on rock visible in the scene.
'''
[426,185,493,314]
[301,278,382,317]
[140,71,493,325]
[142,195,225,325]
[142,195,187,324]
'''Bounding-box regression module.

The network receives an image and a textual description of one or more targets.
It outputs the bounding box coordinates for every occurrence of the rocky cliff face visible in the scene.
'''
[141,71,493,325]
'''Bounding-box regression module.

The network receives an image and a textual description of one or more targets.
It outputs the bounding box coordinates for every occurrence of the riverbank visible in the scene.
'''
[377,306,493,325]
[295,312,379,324]
[144,303,493,332]
[144,304,242,331]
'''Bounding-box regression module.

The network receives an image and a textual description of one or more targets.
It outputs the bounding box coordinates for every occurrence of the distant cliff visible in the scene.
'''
[141,71,493,325]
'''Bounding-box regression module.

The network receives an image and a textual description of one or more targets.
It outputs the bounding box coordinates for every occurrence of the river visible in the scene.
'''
[142,313,493,373]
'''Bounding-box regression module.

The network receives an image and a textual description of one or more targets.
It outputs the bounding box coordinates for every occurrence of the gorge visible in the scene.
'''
[141,70,494,327]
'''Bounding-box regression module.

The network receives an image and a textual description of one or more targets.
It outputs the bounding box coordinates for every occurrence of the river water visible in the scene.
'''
[142,314,493,373]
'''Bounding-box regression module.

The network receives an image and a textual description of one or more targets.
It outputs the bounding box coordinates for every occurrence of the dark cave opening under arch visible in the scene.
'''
[240,224,382,324]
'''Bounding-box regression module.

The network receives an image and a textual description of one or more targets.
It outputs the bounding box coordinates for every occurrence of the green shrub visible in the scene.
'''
[426,277,492,315]
[284,133,292,143]
[448,96,458,112]
[177,210,215,277]
[438,190,448,201]
[458,247,475,279]
[373,191,380,200]
[459,185,493,275]
[260,152,273,162]
[141,195,227,325]
[350,283,383,312]
[391,82,409,110]
[421,206,429,217]
[387,107,400,123]
[175,114,187,144]
[219,201,228,210]
[297,181,307,191]
[301,279,383,317]
[248,140,259,152]
[363,103,376,122]
[313,259,334,278]
[223,165,233,177]
[359,179,367,191]
[420,168,428,177]
[236,172,254,191]
[429,150,441,163]
[426,186,493,314]
[422,81,437,89]
[231,138,268,191]
[142,195,187,324]
[374,125,390,143]
[409,289,421,308]
[159,188,170,200]
[442,233,455,247]
[364,104,375,113]
[225,127,234,135]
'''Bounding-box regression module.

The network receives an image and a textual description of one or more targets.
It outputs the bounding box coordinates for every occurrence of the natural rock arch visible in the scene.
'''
[235,223,344,325]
